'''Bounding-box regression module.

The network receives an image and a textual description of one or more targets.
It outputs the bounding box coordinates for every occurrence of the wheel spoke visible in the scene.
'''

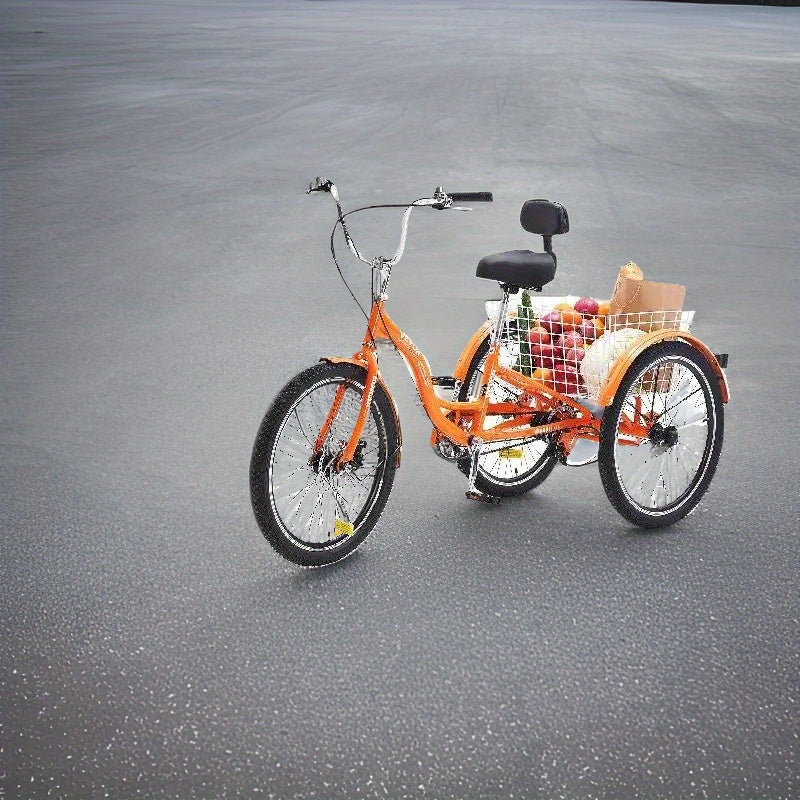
[271,464,312,496]
[332,476,362,522]
[660,386,703,424]
[292,408,316,445]
[304,487,325,536]
[673,444,698,486]
[624,448,662,504]
[673,410,708,430]
[285,480,317,527]
[277,434,313,459]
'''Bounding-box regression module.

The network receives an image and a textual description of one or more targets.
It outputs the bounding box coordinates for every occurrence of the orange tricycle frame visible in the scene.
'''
[318,294,731,471]
[317,298,675,470]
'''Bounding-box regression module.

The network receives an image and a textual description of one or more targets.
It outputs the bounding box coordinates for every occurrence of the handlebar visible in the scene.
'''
[307,177,493,269]
[449,192,493,203]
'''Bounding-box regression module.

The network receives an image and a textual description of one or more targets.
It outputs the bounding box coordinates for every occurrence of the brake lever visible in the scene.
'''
[431,185,450,210]
[429,186,473,211]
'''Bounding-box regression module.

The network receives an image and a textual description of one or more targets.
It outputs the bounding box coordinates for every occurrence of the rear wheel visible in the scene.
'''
[250,362,397,566]
[457,336,558,496]
[599,341,723,528]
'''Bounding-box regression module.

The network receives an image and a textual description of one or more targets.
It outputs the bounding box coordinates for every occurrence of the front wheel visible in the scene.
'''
[250,362,398,566]
[456,335,558,496]
[599,341,724,528]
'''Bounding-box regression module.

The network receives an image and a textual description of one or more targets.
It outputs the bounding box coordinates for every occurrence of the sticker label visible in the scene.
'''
[334,518,355,537]
[499,447,524,459]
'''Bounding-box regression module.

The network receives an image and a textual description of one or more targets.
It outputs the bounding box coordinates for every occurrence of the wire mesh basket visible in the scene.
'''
[486,294,694,402]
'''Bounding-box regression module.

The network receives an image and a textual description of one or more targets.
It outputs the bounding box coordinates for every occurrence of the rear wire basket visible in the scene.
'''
[486,294,694,403]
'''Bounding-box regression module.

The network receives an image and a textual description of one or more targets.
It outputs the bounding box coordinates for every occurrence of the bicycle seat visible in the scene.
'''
[475,198,568,290]
[476,250,556,290]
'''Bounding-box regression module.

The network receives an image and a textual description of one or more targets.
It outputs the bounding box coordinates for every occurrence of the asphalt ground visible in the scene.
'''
[2,1,799,798]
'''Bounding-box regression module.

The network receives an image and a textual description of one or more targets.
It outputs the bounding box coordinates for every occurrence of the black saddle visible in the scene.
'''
[476,199,569,290]
[476,250,556,289]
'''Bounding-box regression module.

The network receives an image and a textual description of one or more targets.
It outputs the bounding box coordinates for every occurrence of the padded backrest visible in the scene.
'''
[520,199,569,236]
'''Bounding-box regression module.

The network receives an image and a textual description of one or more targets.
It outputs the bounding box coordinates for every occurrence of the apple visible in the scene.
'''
[553,363,581,394]
[574,297,600,316]
[560,331,584,352]
[578,318,598,343]
[530,342,557,369]
[539,310,564,336]
[527,325,550,346]
[564,346,586,364]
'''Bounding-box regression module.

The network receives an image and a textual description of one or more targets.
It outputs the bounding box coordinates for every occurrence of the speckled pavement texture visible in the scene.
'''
[2,1,799,798]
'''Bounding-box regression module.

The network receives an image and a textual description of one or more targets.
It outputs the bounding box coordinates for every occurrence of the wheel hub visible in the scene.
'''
[309,439,366,474]
[648,421,678,449]
[308,446,339,475]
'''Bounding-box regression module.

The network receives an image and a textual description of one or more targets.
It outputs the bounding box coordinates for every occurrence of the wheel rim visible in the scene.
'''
[268,377,386,549]
[613,355,716,515]
[466,348,553,485]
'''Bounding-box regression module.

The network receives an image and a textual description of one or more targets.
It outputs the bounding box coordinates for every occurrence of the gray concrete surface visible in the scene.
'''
[2,1,799,798]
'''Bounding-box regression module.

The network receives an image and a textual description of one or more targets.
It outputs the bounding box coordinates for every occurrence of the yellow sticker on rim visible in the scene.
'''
[499,447,524,459]
[334,518,355,537]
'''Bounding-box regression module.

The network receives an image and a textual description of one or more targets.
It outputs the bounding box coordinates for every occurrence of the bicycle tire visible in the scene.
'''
[250,362,398,566]
[598,341,724,528]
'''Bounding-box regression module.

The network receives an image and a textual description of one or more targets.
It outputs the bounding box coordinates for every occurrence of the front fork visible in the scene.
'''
[316,350,381,471]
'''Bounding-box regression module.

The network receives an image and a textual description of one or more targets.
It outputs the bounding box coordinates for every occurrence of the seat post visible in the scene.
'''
[489,284,518,350]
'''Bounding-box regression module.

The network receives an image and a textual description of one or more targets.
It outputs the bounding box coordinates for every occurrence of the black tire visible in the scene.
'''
[456,335,558,496]
[250,362,398,566]
[599,341,724,528]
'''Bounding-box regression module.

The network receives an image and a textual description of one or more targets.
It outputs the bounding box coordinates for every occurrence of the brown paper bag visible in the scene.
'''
[608,273,686,392]
[608,276,686,333]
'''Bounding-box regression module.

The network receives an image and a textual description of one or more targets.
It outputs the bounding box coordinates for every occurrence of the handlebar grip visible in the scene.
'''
[449,192,493,202]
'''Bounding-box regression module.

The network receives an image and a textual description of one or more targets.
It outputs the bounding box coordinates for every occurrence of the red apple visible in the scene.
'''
[530,342,557,369]
[574,297,600,316]
[527,325,550,346]
[553,363,581,394]
[560,331,584,352]
[578,318,598,343]
[564,346,586,364]
[539,310,564,336]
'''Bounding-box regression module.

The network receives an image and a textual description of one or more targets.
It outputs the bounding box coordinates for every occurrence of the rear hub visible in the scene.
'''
[648,422,679,449]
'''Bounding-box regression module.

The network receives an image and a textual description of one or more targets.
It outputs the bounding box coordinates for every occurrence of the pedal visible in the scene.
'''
[466,490,501,504]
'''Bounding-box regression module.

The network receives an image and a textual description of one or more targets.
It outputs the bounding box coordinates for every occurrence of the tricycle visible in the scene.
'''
[250,179,729,566]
